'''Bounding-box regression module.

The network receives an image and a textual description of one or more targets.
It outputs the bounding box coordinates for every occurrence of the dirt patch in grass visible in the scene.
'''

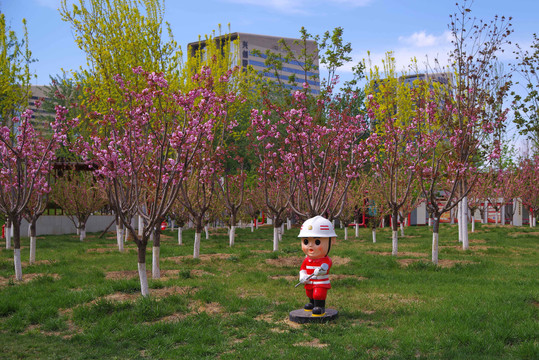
[0,273,60,287]
[366,251,428,258]
[509,231,539,237]
[269,274,367,282]
[87,247,137,253]
[265,257,302,267]
[165,253,232,263]
[293,338,328,348]
[397,258,478,268]
[190,269,214,277]
[249,250,272,254]
[3,259,57,267]
[105,269,183,281]
[266,255,352,268]
[189,299,224,315]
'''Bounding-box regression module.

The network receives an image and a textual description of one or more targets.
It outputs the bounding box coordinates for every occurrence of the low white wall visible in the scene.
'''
[20,215,116,236]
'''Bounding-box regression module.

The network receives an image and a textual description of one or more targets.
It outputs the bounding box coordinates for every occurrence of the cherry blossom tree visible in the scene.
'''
[52,169,107,241]
[77,66,239,295]
[0,105,68,280]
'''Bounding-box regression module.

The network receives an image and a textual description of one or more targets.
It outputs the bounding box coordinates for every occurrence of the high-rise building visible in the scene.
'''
[187,32,320,94]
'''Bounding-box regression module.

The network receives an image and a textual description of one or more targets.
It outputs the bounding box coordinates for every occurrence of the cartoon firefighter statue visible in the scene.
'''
[289,215,338,323]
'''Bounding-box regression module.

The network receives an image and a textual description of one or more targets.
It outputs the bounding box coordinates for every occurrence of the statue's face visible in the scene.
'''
[301,237,330,259]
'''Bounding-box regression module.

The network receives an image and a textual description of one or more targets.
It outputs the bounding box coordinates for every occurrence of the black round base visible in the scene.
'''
[289,308,338,324]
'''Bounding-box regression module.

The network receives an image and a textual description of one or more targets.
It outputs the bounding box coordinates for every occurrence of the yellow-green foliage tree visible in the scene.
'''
[60,0,182,124]
[0,13,34,127]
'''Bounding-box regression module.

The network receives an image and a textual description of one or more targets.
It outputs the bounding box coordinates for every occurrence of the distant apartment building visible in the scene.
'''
[187,32,320,94]
[29,85,55,133]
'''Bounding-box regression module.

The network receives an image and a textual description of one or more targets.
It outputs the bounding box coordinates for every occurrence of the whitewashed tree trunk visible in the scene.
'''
[432,232,439,265]
[400,222,404,237]
[14,249,22,281]
[458,201,463,243]
[229,225,236,247]
[10,224,13,237]
[381,218,385,228]
[152,246,160,279]
[204,225,209,240]
[273,226,279,252]
[27,223,31,237]
[392,230,398,256]
[250,221,254,232]
[462,196,469,250]
[355,224,359,238]
[471,217,475,233]
[138,262,149,296]
[372,228,377,243]
[450,207,455,224]
[138,216,143,236]
[256,219,259,230]
[5,226,11,249]
[533,216,536,227]
[124,226,129,243]
[428,217,432,227]
[286,218,291,230]
[501,200,506,225]
[117,227,124,252]
[193,232,201,259]
[178,226,183,245]
[29,236,36,264]
[170,220,175,231]
[344,226,348,240]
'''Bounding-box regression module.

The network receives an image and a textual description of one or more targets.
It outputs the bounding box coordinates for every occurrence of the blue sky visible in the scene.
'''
[2,0,537,85]
[1,0,538,150]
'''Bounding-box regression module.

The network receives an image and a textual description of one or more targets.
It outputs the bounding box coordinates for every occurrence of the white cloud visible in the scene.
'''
[398,31,452,48]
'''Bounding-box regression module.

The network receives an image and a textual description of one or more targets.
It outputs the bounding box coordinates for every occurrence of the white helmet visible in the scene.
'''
[298,216,337,238]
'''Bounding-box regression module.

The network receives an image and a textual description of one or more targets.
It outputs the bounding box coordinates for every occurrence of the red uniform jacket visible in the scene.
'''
[300,256,332,290]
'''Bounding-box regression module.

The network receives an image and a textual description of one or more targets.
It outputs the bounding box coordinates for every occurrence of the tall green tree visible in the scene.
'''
[512,33,539,151]
[60,0,182,121]
[0,13,35,127]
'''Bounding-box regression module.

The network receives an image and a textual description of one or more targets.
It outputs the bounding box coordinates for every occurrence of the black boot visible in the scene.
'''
[312,299,326,316]
[304,298,314,311]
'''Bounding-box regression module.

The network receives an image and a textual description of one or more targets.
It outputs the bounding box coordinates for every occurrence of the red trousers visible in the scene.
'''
[305,287,328,300]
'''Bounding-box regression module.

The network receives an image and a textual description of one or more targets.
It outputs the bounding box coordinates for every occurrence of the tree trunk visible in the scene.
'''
[28,219,37,264]
[170,220,175,231]
[462,197,469,250]
[193,231,201,259]
[152,246,160,279]
[391,212,398,256]
[344,226,348,240]
[138,261,149,296]
[229,225,236,247]
[204,224,209,240]
[286,218,291,230]
[355,224,359,238]
[432,231,439,265]
[13,216,22,281]
[372,228,377,243]
[178,226,183,245]
[79,223,86,242]
[273,225,279,252]
[400,222,404,237]
[117,226,124,252]
[250,220,254,232]
[5,220,11,249]
[471,217,475,233]
[138,215,143,237]
[501,200,506,225]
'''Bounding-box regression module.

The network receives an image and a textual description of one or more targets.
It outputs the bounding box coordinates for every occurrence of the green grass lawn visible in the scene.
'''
[0,223,537,359]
